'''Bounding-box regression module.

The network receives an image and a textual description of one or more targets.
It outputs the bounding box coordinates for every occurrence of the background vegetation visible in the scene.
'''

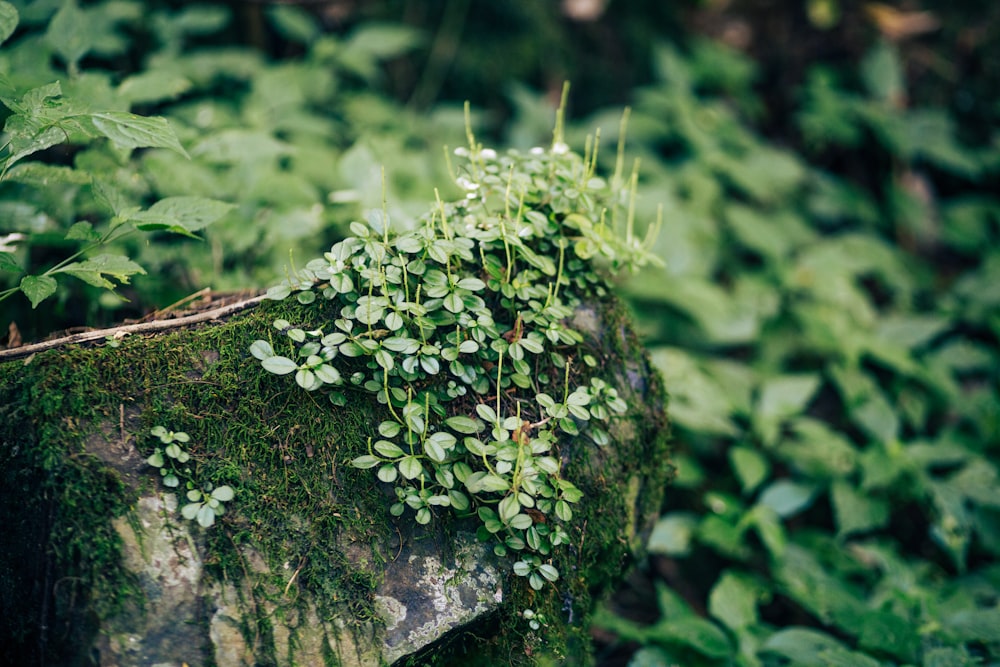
[1,1,998,665]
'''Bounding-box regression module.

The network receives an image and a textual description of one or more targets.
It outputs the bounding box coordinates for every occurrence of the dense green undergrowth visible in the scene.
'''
[2,1,999,666]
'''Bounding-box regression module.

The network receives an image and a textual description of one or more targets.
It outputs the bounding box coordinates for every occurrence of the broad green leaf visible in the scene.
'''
[730,446,769,494]
[757,480,817,518]
[91,112,189,157]
[130,196,235,235]
[861,40,903,104]
[649,616,731,659]
[65,222,99,242]
[647,512,697,557]
[117,70,193,105]
[267,5,319,45]
[831,480,889,538]
[20,274,57,308]
[0,2,17,46]
[0,251,20,272]
[249,340,274,360]
[708,571,760,631]
[45,0,89,70]
[261,356,298,375]
[350,455,379,469]
[211,486,235,502]
[399,456,423,480]
[762,628,881,667]
[58,254,145,289]
[374,440,404,459]
[444,415,482,434]
[942,608,1000,642]
[857,610,919,662]
[755,374,821,444]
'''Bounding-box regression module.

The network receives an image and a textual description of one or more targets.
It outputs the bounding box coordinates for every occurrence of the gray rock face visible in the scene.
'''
[97,495,502,666]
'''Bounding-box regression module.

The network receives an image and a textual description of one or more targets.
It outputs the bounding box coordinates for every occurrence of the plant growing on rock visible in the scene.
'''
[253,97,661,587]
[146,425,234,528]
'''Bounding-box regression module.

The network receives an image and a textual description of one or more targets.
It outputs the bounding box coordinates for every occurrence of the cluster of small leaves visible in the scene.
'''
[253,127,655,587]
[145,425,234,528]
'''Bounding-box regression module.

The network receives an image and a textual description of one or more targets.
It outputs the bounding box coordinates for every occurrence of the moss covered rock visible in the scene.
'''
[0,291,668,666]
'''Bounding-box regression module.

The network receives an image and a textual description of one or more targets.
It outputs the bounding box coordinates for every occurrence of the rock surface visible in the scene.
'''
[0,297,670,666]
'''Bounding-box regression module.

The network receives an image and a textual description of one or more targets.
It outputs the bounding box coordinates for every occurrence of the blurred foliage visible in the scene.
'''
[2,1,1000,666]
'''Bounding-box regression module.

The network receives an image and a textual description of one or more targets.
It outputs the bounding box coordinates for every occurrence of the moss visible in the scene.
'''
[0,298,402,664]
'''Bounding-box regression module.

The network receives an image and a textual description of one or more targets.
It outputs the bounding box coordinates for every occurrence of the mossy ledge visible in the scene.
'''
[0,289,668,666]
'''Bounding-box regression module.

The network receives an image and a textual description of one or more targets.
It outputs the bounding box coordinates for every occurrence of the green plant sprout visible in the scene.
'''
[253,92,660,588]
[145,425,234,528]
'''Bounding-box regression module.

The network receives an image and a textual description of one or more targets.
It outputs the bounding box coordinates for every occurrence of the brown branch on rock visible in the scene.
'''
[0,295,267,363]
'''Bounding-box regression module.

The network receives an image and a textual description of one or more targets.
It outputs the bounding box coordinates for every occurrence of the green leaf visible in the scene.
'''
[647,513,698,557]
[181,503,201,520]
[0,251,20,272]
[649,616,731,659]
[261,356,298,375]
[90,112,189,158]
[249,340,274,360]
[65,222,99,242]
[267,5,319,45]
[708,571,760,631]
[399,456,423,480]
[130,196,234,235]
[861,40,904,104]
[20,274,57,308]
[729,446,769,494]
[831,480,889,538]
[45,0,89,70]
[197,504,216,527]
[351,455,379,469]
[757,480,817,518]
[444,415,482,434]
[58,254,145,289]
[755,374,821,444]
[0,2,17,46]
[211,486,235,502]
[762,628,881,667]
[374,440,404,458]
[117,70,193,105]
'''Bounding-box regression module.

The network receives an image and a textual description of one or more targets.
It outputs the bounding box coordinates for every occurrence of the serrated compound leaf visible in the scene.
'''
[262,355,298,375]
[91,112,189,158]
[20,274,57,308]
[59,254,145,289]
[132,196,234,234]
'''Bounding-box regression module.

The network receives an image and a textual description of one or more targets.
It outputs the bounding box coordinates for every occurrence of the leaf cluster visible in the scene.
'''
[145,424,234,528]
[253,125,652,588]
[584,36,1000,667]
